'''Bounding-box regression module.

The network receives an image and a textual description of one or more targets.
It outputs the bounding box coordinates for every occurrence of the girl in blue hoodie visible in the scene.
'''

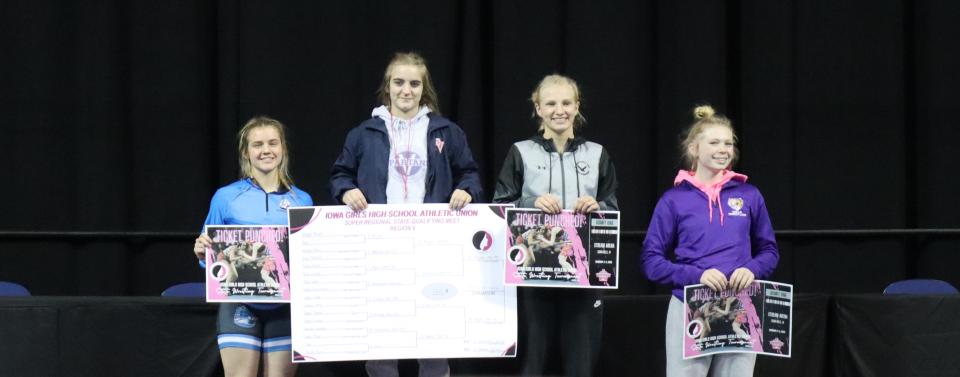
[642,105,779,377]
[193,116,312,377]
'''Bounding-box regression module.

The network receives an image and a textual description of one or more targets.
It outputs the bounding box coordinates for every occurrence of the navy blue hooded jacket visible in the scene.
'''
[330,113,483,204]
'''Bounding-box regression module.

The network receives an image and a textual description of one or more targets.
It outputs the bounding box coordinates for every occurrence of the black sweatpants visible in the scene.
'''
[519,287,603,377]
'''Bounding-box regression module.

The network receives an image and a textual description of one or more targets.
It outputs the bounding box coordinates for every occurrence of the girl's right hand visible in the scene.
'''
[534,194,562,214]
[194,234,212,260]
[700,268,728,291]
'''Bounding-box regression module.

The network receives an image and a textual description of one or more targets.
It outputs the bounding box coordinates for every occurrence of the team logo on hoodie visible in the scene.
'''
[727,197,747,217]
[576,161,590,175]
[393,151,426,177]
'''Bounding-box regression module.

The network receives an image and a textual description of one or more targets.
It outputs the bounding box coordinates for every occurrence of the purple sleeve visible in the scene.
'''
[743,193,779,278]
[641,196,704,286]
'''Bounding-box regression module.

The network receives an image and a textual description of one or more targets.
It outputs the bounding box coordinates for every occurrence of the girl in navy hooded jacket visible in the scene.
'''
[642,105,778,377]
[329,52,482,377]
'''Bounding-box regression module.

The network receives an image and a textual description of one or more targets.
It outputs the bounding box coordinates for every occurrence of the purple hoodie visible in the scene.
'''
[641,171,779,299]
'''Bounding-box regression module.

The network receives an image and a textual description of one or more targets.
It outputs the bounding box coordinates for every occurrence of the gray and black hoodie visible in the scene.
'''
[493,134,618,210]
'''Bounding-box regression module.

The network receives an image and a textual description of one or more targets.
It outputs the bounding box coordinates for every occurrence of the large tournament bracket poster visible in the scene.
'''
[287,204,517,362]
[504,209,620,289]
[204,225,291,303]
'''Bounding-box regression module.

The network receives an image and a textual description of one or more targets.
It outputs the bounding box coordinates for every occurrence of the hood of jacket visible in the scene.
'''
[673,169,748,225]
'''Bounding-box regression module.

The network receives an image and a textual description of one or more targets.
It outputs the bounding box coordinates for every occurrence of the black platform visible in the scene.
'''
[2,294,957,377]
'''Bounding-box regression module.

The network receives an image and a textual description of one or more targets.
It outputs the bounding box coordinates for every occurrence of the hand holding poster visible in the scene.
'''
[504,208,620,288]
[204,225,291,302]
[682,280,792,359]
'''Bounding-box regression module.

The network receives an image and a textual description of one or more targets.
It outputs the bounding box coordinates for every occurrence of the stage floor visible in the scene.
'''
[1,294,955,377]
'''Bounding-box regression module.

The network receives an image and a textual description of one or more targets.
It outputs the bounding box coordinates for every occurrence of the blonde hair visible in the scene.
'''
[679,105,738,170]
[377,52,441,115]
[530,74,587,130]
[237,116,294,190]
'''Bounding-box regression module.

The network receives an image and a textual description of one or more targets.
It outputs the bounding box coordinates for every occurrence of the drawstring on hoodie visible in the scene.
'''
[706,184,725,225]
[547,151,553,194]
[572,152,582,198]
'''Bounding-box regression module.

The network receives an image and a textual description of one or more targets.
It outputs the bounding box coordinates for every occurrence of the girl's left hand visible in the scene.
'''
[573,196,600,213]
[449,189,472,210]
[729,267,755,292]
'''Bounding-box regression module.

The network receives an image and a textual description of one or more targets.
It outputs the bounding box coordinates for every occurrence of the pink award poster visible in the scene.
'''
[504,209,619,289]
[205,225,291,303]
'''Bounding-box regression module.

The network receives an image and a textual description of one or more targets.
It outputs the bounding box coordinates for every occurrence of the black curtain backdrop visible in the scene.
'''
[2,1,959,296]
